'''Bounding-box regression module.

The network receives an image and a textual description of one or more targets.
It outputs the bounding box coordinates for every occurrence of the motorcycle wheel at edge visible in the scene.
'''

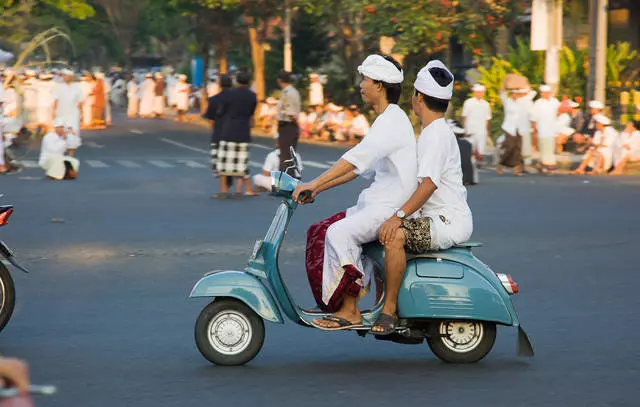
[195,298,265,366]
[0,263,16,332]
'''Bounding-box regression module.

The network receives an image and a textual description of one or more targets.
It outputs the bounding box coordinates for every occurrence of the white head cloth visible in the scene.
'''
[61,68,74,76]
[414,60,454,100]
[539,84,552,92]
[472,84,485,92]
[53,118,66,128]
[560,127,576,136]
[357,55,403,84]
[589,100,604,110]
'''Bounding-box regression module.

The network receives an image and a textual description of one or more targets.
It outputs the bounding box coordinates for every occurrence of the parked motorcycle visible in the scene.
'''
[190,148,534,365]
[0,203,29,332]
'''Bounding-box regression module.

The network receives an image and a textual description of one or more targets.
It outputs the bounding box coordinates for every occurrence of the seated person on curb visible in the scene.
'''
[292,54,417,331]
[372,61,473,335]
[571,114,618,175]
[611,120,640,175]
[38,119,80,180]
[252,135,303,191]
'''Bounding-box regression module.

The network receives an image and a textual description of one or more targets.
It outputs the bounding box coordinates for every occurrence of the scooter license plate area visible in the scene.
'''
[413,259,464,279]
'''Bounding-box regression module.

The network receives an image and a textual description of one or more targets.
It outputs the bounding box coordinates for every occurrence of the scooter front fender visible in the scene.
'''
[189,270,283,323]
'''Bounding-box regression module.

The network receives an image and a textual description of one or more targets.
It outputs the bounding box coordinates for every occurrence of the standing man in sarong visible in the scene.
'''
[531,84,560,174]
[153,72,166,119]
[91,73,105,129]
[126,75,139,118]
[293,55,417,330]
[52,69,83,137]
[139,73,155,118]
[275,71,301,175]
[462,84,491,165]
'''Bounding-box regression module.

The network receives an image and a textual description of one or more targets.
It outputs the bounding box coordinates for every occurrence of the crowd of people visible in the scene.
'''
[459,75,640,177]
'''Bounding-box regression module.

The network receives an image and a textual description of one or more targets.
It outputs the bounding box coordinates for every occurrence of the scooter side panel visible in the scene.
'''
[398,264,513,325]
[190,270,283,323]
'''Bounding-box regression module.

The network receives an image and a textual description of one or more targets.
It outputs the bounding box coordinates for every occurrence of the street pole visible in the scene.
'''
[544,0,562,92]
[587,0,608,103]
[284,0,292,72]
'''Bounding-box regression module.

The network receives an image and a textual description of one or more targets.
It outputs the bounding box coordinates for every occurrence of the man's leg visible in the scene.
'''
[381,229,406,316]
[219,175,229,194]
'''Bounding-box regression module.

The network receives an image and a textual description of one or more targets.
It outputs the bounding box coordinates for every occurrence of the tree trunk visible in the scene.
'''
[200,43,209,114]
[249,26,266,101]
[216,40,229,74]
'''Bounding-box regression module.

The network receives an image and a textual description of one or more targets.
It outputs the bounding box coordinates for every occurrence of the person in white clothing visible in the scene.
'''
[51,69,83,137]
[36,73,56,132]
[462,83,491,161]
[293,54,417,330]
[345,105,370,143]
[572,114,618,174]
[97,72,112,126]
[252,137,303,191]
[39,119,80,180]
[175,74,190,122]
[126,76,139,118]
[22,69,39,130]
[139,73,155,118]
[308,73,324,106]
[611,120,640,175]
[515,87,537,166]
[372,60,473,334]
[531,84,560,173]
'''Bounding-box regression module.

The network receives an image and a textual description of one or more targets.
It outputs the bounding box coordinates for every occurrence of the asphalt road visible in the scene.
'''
[1,115,639,407]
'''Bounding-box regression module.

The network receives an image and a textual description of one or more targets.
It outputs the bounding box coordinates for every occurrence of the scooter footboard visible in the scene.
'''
[190,270,283,323]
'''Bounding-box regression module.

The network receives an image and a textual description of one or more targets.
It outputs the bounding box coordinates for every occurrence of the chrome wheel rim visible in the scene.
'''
[0,277,5,313]
[439,321,484,353]
[207,310,252,355]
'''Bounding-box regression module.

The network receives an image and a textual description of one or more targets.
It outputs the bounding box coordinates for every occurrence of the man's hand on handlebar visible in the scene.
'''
[0,358,30,394]
[293,183,317,204]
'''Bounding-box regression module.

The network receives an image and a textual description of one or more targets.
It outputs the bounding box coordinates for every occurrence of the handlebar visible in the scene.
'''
[0,385,57,398]
[297,190,315,204]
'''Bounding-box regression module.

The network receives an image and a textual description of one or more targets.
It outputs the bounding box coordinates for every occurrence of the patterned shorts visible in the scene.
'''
[402,217,433,254]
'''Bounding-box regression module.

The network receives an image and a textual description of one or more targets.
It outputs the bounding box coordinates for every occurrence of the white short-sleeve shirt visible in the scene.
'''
[38,132,67,167]
[52,82,83,119]
[341,104,417,212]
[531,97,560,138]
[462,97,491,136]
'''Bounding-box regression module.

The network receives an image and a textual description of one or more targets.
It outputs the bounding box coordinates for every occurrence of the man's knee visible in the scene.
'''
[385,229,406,251]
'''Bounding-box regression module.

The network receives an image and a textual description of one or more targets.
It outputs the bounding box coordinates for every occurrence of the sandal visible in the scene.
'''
[210,193,232,199]
[311,315,363,331]
[244,191,260,197]
[370,313,398,336]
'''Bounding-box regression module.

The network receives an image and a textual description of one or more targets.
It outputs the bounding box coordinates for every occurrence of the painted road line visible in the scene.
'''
[160,138,209,154]
[148,160,174,168]
[303,160,331,169]
[250,143,272,151]
[249,161,262,168]
[18,160,39,168]
[178,160,207,168]
[85,141,104,148]
[85,160,108,168]
[130,129,144,134]
[117,160,142,168]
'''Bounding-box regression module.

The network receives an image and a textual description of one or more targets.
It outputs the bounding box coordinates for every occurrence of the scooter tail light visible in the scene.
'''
[496,273,519,295]
[0,209,13,226]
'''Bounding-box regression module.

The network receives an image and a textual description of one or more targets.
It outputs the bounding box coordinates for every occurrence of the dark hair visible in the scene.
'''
[631,120,640,130]
[414,89,450,113]
[277,70,292,84]
[372,54,403,104]
[236,71,251,86]
[220,74,233,89]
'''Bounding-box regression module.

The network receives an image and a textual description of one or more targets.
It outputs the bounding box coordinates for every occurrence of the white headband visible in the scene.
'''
[357,55,403,84]
[61,68,74,76]
[414,60,454,100]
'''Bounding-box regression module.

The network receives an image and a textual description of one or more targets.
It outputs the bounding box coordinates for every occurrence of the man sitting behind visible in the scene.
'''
[39,119,80,180]
[252,136,303,191]
[372,60,473,334]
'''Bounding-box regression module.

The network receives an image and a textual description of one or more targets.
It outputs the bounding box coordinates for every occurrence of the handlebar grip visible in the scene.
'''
[298,190,315,203]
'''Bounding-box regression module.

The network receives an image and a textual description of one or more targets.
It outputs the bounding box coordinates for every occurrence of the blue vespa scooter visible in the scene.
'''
[190,149,534,366]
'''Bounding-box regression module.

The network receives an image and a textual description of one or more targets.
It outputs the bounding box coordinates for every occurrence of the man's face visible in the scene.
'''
[474,90,484,99]
[55,126,65,136]
[359,76,378,105]
[64,74,73,84]
[542,91,552,99]
[590,108,601,116]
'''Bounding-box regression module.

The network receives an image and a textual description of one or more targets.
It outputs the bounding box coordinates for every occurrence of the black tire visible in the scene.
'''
[427,320,496,364]
[194,298,265,366]
[0,263,16,333]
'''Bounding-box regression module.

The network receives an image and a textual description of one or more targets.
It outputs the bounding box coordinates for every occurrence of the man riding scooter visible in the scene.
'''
[373,61,473,334]
[293,54,417,330]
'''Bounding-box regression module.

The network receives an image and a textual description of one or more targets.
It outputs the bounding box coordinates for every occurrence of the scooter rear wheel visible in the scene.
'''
[427,320,496,364]
[195,298,265,366]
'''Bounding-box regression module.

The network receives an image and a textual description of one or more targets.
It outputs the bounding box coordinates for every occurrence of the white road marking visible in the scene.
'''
[85,160,108,168]
[249,161,262,168]
[117,160,142,168]
[250,143,272,151]
[18,160,39,168]
[160,138,209,154]
[130,129,144,134]
[178,160,206,168]
[303,160,331,169]
[326,160,336,165]
[85,141,104,148]
[148,160,174,168]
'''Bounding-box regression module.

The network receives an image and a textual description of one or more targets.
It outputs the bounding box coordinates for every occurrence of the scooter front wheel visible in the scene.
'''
[427,320,496,364]
[195,298,265,366]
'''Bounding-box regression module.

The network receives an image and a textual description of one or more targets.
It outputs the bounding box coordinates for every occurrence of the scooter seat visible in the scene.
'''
[362,241,483,266]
